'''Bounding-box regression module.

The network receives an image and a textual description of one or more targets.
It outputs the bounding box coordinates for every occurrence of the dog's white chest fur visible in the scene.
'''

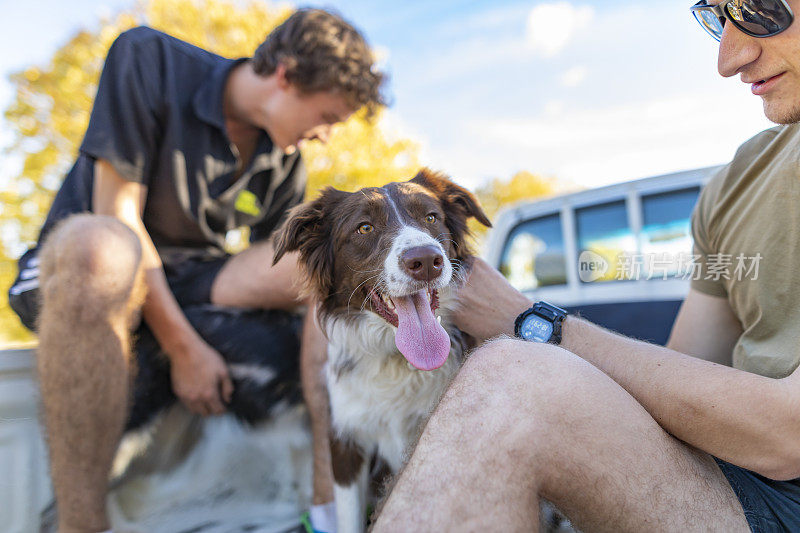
[325,309,461,471]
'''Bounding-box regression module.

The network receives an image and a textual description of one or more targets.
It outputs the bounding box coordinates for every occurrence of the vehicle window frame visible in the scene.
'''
[498,211,569,291]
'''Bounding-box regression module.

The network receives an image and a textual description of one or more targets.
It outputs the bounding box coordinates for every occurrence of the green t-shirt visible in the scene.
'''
[691,123,800,378]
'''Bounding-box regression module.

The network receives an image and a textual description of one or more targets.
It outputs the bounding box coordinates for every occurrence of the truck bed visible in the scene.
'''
[0,348,313,533]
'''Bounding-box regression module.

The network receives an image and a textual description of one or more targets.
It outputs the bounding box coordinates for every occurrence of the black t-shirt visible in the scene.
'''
[38,26,306,268]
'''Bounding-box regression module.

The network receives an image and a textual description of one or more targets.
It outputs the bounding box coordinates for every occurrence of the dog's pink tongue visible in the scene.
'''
[393,290,450,370]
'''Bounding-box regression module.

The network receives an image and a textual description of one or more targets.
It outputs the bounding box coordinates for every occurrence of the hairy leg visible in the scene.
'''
[37,214,145,533]
[373,338,749,533]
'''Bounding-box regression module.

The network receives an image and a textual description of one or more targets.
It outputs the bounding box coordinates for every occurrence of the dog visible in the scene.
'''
[272,168,492,531]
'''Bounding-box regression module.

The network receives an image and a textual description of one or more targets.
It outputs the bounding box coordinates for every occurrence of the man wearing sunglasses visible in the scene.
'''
[374,1,800,531]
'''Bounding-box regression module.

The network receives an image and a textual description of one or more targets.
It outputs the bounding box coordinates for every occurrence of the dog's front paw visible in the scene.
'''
[304,501,337,533]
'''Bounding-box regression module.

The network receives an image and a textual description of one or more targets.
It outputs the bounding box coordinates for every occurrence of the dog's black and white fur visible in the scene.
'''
[273,169,491,531]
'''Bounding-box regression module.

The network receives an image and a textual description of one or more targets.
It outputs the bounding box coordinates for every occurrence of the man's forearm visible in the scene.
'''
[140,265,204,358]
[300,308,335,504]
[560,316,800,479]
[93,159,201,359]
[117,203,202,358]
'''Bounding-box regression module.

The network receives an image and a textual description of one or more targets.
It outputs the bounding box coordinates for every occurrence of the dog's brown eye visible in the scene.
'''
[425,214,437,223]
[357,223,374,234]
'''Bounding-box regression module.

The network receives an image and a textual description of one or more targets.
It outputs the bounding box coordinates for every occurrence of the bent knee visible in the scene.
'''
[39,214,142,307]
[466,337,585,383]
[461,337,607,410]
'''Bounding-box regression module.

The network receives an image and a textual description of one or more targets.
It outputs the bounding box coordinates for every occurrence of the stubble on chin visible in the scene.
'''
[763,98,800,125]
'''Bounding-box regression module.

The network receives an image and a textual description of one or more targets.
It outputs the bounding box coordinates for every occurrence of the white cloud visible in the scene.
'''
[433,4,531,38]
[526,2,594,58]
[400,1,770,191]
[401,34,522,88]
[543,100,565,116]
[378,108,428,148]
[424,89,773,191]
[559,65,588,87]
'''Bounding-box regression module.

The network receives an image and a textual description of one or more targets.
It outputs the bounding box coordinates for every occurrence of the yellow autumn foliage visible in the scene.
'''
[301,107,420,195]
[470,170,559,237]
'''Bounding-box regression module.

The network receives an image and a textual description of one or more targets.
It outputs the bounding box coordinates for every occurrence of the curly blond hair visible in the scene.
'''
[252,8,386,117]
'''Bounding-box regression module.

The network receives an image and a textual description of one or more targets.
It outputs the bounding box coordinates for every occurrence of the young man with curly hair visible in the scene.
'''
[8,9,383,533]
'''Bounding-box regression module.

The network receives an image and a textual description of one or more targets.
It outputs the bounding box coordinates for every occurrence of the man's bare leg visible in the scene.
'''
[374,338,750,532]
[37,214,145,533]
[211,240,335,505]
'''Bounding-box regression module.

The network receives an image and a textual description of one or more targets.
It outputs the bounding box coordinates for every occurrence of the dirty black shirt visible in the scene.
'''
[38,26,306,268]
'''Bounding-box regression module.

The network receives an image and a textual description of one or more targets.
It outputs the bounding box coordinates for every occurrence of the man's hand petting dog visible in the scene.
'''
[169,336,234,416]
[451,256,531,342]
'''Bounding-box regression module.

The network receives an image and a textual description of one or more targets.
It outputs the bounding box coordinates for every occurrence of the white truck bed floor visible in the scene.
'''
[1,349,313,533]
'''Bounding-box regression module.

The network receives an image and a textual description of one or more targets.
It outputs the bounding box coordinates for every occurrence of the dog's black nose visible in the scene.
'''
[401,246,444,282]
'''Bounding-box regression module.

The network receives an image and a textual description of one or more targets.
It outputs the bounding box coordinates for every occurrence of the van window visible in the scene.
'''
[499,214,567,291]
[640,187,700,278]
[575,199,635,282]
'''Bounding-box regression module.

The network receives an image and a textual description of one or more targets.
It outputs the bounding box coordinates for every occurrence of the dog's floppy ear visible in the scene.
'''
[411,168,492,261]
[411,168,492,228]
[272,187,347,299]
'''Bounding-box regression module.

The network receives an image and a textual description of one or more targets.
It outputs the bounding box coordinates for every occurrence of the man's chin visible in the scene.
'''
[763,100,800,125]
[273,137,297,154]
[262,127,295,153]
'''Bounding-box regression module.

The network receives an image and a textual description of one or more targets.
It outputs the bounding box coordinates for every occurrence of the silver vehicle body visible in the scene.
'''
[483,166,722,344]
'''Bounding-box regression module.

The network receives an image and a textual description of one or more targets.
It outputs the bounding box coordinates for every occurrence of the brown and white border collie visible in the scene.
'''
[272,169,491,531]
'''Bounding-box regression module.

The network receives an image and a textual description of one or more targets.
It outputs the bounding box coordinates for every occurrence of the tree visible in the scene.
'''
[471,170,562,239]
[301,108,419,195]
[0,0,419,345]
[475,170,560,220]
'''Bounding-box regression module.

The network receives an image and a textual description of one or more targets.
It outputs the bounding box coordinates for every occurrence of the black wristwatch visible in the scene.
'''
[514,301,568,344]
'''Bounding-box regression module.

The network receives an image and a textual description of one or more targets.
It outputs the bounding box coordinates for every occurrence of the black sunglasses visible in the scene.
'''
[691,0,795,41]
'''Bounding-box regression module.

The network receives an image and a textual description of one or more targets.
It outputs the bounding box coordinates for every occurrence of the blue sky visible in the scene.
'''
[0,0,775,191]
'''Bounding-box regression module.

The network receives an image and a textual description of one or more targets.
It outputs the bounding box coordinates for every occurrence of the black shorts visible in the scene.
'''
[715,457,800,532]
[8,247,303,431]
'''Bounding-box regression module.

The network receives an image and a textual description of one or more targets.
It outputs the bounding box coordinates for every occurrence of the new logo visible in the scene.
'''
[578,250,608,282]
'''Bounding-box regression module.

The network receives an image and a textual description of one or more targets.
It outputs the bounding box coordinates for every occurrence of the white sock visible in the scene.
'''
[310,501,337,533]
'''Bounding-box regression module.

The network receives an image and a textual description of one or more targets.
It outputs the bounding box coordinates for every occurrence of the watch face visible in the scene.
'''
[521,315,553,342]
